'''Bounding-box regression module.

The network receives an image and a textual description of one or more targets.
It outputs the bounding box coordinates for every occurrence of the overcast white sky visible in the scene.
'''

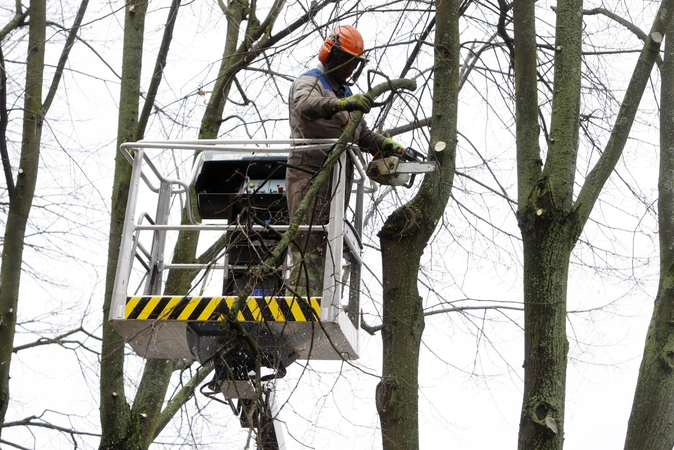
[1,0,665,448]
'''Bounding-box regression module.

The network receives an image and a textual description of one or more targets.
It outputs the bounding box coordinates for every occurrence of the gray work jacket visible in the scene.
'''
[288,64,386,168]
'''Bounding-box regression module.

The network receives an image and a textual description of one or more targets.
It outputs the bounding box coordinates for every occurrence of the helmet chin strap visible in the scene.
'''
[348,59,366,86]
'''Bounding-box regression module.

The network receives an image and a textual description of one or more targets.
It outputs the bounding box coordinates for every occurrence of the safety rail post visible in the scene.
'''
[321,151,346,321]
[110,145,145,320]
[347,173,364,328]
[144,180,172,295]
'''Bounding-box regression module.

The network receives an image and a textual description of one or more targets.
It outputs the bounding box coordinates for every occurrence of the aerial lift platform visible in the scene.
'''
[108,139,371,448]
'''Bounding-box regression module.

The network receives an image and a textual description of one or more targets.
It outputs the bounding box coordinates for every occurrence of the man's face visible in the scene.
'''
[335,54,359,80]
[328,49,362,84]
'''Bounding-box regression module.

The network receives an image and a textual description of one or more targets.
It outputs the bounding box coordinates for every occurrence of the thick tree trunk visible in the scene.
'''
[377,219,425,450]
[624,21,674,450]
[517,200,572,449]
[99,1,147,448]
[377,1,460,448]
[100,1,196,447]
[0,0,45,435]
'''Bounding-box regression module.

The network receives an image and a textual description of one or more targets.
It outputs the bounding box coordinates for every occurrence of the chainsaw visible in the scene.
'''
[366,147,437,188]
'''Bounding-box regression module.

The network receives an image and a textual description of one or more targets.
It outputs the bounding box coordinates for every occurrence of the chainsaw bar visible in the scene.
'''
[396,161,437,174]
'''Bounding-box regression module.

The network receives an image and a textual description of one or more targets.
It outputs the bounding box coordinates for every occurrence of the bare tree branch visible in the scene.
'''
[0,438,31,450]
[135,0,181,140]
[580,7,662,66]
[153,365,214,440]
[574,3,674,232]
[3,414,101,438]
[0,44,12,200]
[362,305,524,335]
[42,0,89,113]
[583,7,649,42]
[12,327,99,353]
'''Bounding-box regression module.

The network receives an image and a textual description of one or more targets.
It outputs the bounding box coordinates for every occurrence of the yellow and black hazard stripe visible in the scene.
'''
[124,296,321,322]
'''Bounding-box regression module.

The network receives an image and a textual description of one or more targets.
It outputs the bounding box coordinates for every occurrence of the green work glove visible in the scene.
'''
[337,94,372,113]
[380,138,404,158]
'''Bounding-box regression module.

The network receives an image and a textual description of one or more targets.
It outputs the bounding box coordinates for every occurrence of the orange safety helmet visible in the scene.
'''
[318,25,366,64]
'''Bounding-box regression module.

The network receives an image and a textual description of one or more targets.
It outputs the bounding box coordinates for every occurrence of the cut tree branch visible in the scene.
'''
[12,327,99,353]
[228,78,417,320]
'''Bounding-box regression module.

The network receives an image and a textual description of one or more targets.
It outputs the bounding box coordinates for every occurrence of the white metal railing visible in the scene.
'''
[110,139,369,328]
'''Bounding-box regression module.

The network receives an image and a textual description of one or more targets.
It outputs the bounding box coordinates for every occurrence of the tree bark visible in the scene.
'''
[99,1,148,448]
[377,1,460,449]
[0,0,45,436]
[624,17,674,450]
[517,203,572,450]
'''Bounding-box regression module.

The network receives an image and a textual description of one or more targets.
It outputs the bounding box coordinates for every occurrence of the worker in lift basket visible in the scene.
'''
[286,24,404,298]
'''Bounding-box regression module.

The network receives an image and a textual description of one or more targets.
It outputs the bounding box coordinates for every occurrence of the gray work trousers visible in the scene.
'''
[285,160,352,298]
